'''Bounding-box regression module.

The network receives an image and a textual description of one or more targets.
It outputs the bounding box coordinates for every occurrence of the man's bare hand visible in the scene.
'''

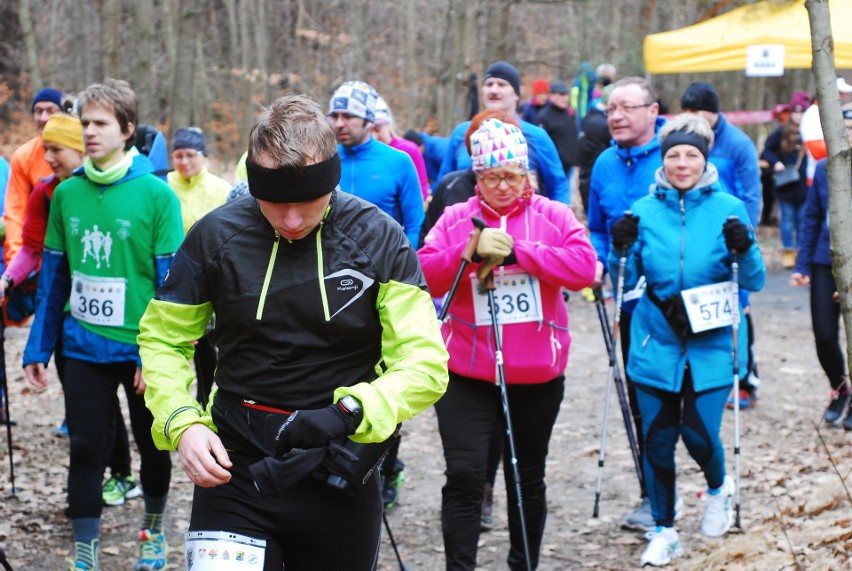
[177,423,233,488]
[24,363,49,388]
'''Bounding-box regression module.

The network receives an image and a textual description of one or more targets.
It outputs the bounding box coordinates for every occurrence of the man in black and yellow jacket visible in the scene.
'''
[138,93,448,570]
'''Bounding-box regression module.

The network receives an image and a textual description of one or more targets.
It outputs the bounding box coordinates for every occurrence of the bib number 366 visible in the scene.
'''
[71,272,126,327]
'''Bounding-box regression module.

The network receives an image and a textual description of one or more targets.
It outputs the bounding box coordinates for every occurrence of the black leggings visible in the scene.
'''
[190,457,382,570]
[810,264,847,390]
[435,373,564,570]
[64,358,172,518]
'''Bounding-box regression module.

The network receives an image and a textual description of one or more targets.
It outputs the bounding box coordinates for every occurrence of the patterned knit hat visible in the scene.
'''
[469,118,528,172]
[328,81,379,123]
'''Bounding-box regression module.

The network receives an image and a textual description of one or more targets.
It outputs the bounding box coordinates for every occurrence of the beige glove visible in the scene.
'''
[476,228,514,259]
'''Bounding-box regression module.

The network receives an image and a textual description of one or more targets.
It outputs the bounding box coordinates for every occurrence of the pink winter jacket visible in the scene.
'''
[418,194,596,384]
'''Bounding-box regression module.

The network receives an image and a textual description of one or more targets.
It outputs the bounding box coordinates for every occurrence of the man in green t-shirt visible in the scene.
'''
[23,79,184,571]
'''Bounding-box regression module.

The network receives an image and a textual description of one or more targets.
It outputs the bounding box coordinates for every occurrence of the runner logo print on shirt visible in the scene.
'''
[71,222,125,327]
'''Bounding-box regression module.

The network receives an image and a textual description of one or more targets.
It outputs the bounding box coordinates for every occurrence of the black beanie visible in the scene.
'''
[681,81,720,113]
[484,61,521,96]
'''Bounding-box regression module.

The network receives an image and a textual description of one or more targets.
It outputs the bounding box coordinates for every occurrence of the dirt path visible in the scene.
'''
[1,232,850,569]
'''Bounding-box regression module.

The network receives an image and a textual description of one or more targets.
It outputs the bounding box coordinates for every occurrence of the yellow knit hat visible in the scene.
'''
[42,114,85,153]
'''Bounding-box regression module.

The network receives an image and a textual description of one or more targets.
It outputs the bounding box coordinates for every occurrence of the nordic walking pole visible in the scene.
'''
[382,511,409,571]
[592,290,616,518]
[591,234,631,517]
[437,217,485,321]
[592,286,644,516]
[0,320,16,496]
[477,245,533,571]
[729,227,742,530]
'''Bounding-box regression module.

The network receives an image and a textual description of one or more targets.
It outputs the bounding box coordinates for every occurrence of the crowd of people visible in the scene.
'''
[0,57,848,571]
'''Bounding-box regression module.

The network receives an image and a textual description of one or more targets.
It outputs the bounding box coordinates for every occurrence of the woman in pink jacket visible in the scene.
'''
[419,118,597,570]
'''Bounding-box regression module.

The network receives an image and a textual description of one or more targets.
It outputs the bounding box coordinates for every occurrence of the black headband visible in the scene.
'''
[247,154,341,203]
[661,130,709,160]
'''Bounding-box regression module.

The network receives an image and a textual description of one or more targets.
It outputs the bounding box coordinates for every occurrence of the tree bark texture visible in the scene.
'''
[806,0,852,382]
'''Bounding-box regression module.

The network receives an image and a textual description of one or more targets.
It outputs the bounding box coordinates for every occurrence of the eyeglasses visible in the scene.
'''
[173,151,201,162]
[606,103,653,115]
[478,172,526,188]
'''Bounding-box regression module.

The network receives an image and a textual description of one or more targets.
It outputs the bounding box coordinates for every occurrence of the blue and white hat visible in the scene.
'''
[470,119,528,172]
[328,81,379,123]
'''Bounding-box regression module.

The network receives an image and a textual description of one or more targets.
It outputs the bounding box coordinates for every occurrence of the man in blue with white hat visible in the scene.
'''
[328,80,423,246]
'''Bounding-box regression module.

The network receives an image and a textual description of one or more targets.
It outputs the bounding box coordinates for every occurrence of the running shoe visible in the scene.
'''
[382,460,405,509]
[700,476,734,537]
[68,539,99,571]
[53,418,69,438]
[621,495,683,532]
[824,388,852,425]
[725,389,757,410]
[102,473,142,506]
[640,526,683,567]
[135,529,168,570]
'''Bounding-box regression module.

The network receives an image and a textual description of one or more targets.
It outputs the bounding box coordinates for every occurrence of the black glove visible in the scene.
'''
[611,213,640,251]
[273,405,356,457]
[722,218,753,254]
[249,447,328,496]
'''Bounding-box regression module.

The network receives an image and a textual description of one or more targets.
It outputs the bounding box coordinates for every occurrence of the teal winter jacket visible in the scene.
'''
[610,165,765,393]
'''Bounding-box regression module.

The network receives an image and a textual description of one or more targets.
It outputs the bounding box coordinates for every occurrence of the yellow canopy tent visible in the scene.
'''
[643,0,852,74]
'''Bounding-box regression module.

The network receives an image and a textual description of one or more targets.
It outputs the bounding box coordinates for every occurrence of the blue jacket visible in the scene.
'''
[23,153,177,368]
[588,118,665,270]
[610,166,766,393]
[338,138,424,246]
[795,159,834,272]
[437,118,570,204]
[421,133,449,190]
[708,113,761,226]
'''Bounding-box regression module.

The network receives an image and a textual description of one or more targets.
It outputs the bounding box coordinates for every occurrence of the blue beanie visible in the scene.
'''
[173,127,207,155]
[32,88,64,112]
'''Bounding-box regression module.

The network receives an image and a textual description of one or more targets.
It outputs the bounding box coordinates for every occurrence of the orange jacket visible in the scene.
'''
[4,136,51,265]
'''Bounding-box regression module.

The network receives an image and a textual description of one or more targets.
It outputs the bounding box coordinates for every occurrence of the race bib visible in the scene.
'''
[185,531,266,569]
[681,281,734,334]
[471,270,543,326]
[70,272,126,327]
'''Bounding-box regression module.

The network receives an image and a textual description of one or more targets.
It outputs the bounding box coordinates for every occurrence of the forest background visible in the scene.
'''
[0,0,823,175]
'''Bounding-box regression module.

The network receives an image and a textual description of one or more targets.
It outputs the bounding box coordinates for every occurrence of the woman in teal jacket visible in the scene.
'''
[608,114,765,567]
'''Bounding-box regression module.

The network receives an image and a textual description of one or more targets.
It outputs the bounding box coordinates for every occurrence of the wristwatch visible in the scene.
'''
[337,395,363,428]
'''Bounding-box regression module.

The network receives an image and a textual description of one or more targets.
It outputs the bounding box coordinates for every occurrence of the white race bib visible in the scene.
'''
[471,270,543,326]
[185,530,266,569]
[680,281,734,334]
[70,272,126,327]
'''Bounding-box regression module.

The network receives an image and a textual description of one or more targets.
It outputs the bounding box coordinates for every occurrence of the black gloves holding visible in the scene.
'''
[273,404,357,457]
[611,213,640,251]
[722,218,753,254]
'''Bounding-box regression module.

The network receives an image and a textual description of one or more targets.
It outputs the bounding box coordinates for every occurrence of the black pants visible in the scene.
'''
[64,358,171,518]
[191,392,384,570]
[620,311,647,497]
[810,264,847,390]
[435,372,564,570]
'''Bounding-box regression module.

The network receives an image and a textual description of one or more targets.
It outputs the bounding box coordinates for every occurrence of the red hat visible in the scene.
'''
[531,79,550,96]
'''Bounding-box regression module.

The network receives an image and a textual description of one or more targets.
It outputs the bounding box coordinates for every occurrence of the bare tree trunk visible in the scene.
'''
[251,0,270,102]
[135,0,157,123]
[19,0,43,91]
[239,0,254,153]
[169,0,205,138]
[102,0,121,79]
[806,0,852,376]
[404,0,417,125]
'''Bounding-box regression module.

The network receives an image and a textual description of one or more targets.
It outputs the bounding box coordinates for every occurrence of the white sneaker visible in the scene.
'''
[701,475,735,537]
[622,495,685,532]
[640,526,683,567]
